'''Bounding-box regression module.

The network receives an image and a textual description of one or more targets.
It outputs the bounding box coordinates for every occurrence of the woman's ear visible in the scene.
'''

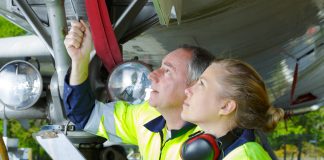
[219,100,237,115]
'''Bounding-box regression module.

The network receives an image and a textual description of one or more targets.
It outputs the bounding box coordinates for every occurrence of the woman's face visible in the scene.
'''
[181,63,228,125]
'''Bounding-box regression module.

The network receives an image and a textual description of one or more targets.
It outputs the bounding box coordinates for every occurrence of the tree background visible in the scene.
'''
[0,17,25,37]
[0,16,50,159]
[268,107,324,159]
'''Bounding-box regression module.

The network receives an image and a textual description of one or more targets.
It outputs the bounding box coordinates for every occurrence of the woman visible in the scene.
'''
[181,59,284,160]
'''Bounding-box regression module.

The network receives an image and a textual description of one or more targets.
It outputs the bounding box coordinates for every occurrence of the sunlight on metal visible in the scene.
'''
[310,104,321,111]
[107,61,151,104]
[0,60,42,110]
[280,60,293,83]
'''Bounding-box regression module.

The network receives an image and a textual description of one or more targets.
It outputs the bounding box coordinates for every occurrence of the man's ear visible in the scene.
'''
[219,100,237,115]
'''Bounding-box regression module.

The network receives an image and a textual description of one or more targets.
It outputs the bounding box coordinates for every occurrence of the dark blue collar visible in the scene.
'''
[144,115,196,139]
[223,129,255,156]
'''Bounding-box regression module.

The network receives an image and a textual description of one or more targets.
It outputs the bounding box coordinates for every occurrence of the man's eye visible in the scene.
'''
[198,79,204,86]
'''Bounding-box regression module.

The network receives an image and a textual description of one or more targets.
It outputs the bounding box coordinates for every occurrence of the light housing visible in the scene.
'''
[107,61,151,104]
[0,60,43,110]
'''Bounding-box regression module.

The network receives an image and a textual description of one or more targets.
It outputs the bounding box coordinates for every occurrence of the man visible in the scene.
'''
[63,20,214,160]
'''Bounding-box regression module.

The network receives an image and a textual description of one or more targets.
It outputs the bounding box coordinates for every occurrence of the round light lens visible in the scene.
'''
[0,60,43,110]
[107,61,151,104]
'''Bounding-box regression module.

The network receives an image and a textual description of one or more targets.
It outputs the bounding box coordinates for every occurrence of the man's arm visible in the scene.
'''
[63,76,95,129]
[64,20,93,85]
[62,21,142,145]
[63,20,94,129]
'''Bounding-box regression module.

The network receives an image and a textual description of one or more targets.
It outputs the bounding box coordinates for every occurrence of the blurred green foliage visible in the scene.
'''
[268,107,324,158]
[0,16,26,38]
[0,120,50,159]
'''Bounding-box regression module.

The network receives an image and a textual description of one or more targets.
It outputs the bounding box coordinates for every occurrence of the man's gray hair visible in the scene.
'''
[178,44,215,84]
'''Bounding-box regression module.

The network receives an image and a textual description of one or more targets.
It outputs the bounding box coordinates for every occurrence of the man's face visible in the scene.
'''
[148,48,192,110]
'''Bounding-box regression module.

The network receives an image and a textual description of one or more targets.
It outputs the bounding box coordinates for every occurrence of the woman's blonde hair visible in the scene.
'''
[214,59,284,132]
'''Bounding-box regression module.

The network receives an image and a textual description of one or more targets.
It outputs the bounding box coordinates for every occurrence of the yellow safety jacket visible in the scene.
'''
[84,101,200,160]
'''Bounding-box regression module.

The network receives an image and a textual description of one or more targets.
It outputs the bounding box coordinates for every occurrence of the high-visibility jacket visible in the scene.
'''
[64,77,199,160]
[84,101,199,160]
[224,142,272,160]
[64,78,270,160]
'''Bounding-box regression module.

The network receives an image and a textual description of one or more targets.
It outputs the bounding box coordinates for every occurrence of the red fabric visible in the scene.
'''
[285,62,299,130]
[290,62,299,105]
[85,0,123,72]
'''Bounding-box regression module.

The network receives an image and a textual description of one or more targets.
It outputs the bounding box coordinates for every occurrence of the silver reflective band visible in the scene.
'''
[84,101,122,143]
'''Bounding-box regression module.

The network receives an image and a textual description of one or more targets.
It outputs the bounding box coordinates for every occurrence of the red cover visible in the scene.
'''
[85,0,123,72]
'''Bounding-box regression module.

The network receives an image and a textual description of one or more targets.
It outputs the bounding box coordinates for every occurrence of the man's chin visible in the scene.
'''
[148,99,158,108]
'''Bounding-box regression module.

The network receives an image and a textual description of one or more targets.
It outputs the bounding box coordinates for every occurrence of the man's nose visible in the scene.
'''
[184,87,192,97]
[148,69,161,83]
